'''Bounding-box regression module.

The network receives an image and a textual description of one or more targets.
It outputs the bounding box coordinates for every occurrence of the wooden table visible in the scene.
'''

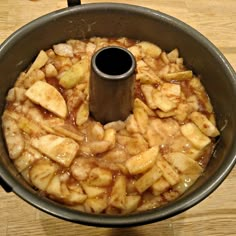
[0,1,235,235]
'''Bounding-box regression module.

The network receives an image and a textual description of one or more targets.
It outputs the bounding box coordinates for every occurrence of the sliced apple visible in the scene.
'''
[29,158,58,191]
[25,81,67,118]
[85,197,108,214]
[180,123,211,149]
[163,70,193,81]
[125,146,159,175]
[81,183,107,198]
[31,134,79,167]
[164,152,203,175]
[59,57,89,89]
[109,175,127,209]
[122,195,141,214]
[138,41,162,58]
[26,50,48,75]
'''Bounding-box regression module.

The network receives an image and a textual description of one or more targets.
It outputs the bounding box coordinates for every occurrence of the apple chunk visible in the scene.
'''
[31,134,79,167]
[25,81,67,118]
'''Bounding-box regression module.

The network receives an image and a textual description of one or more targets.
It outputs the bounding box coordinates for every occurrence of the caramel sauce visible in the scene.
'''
[198,142,215,169]
[134,80,146,102]
[46,77,65,95]
[181,80,194,97]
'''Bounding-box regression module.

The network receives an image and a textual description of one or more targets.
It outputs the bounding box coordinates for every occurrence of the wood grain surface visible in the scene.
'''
[0,1,236,235]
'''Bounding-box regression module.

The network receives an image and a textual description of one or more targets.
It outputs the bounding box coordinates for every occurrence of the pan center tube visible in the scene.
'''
[89,46,136,124]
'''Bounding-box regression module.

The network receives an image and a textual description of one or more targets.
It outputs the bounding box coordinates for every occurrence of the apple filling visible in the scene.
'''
[2,37,219,214]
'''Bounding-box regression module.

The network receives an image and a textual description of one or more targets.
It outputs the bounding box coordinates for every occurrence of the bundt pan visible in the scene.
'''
[0,0,235,227]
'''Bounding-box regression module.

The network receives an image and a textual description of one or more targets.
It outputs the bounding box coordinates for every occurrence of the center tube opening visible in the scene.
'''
[90,46,136,124]
[95,47,133,76]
